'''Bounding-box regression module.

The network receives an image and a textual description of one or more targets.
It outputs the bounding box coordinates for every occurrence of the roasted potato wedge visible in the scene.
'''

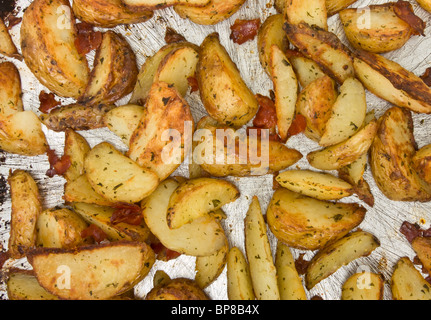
[6,269,59,300]
[275,169,354,201]
[127,81,194,181]
[274,0,358,16]
[36,208,89,249]
[417,0,431,13]
[62,129,91,183]
[412,144,431,185]
[353,50,431,114]
[166,177,240,229]
[245,196,280,300]
[146,277,210,300]
[340,3,419,53]
[27,241,155,300]
[275,242,307,300]
[266,188,366,251]
[370,106,431,202]
[174,0,246,25]
[72,0,153,27]
[8,170,43,259]
[391,256,431,300]
[305,230,380,290]
[226,246,255,300]
[0,62,23,116]
[269,45,298,142]
[123,0,210,10]
[319,77,366,147]
[411,236,431,274]
[195,238,228,289]
[0,18,20,59]
[285,0,328,30]
[20,0,89,98]
[285,50,326,88]
[341,272,384,300]
[78,31,138,106]
[72,202,151,242]
[296,75,337,142]
[64,174,116,206]
[307,117,378,171]
[196,33,259,127]
[141,178,227,257]
[85,142,159,204]
[284,22,354,84]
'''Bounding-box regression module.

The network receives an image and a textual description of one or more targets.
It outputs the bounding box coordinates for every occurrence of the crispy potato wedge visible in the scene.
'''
[40,103,115,132]
[285,50,326,88]
[266,188,366,250]
[146,277,210,300]
[275,169,354,201]
[28,241,155,300]
[319,77,366,147]
[412,144,431,185]
[296,75,337,142]
[8,170,43,259]
[78,31,138,106]
[391,256,431,300]
[64,174,116,206]
[341,272,384,300]
[326,0,358,16]
[36,208,89,249]
[72,0,153,27]
[305,230,380,290]
[257,14,288,75]
[411,236,431,274]
[84,142,159,204]
[340,3,418,53]
[0,62,23,116]
[166,177,240,229]
[62,129,91,183]
[417,0,431,13]
[141,178,227,257]
[127,81,194,181]
[195,238,228,289]
[284,22,354,84]
[244,196,280,300]
[196,33,259,127]
[275,241,307,300]
[7,269,59,300]
[307,117,378,171]
[353,50,431,114]
[370,106,431,202]
[285,0,328,30]
[20,0,89,98]
[0,18,20,59]
[124,0,210,10]
[269,45,298,142]
[174,0,246,25]
[72,202,151,242]
[226,246,255,300]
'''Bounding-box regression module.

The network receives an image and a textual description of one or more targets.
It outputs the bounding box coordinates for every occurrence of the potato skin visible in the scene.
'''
[146,278,210,300]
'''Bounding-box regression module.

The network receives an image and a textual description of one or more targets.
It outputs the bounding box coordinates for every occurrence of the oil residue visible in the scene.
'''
[0,0,16,19]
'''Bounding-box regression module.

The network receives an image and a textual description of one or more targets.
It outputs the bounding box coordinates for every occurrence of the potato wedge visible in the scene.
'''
[141,178,227,257]
[275,169,354,201]
[391,256,431,300]
[8,170,43,259]
[72,0,153,27]
[0,62,23,116]
[127,81,194,181]
[196,33,259,127]
[266,188,366,250]
[64,174,116,206]
[245,196,279,300]
[296,74,337,142]
[412,144,431,186]
[0,18,20,59]
[20,0,89,98]
[269,45,298,142]
[326,0,358,16]
[284,22,354,84]
[353,50,431,114]
[78,31,138,106]
[36,208,89,249]
[341,272,384,300]
[370,106,431,202]
[285,50,326,88]
[0,111,48,156]
[307,117,378,171]
[72,202,151,242]
[195,238,228,289]
[146,277,210,300]
[84,142,159,204]
[305,230,380,290]
[411,236,431,274]
[7,269,59,300]
[62,129,91,183]
[174,0,246,26]
[27,241,155,300]
[285,0,328,30]
[123,0,210,10]
[275,242,307,300]
[340,3,418,53]
[226,246,255,300]
[417,0,431,13]
[166,177,240,229]
[319,77,366,147]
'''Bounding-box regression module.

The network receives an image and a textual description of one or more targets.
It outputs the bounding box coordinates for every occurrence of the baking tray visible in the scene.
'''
[1,0,431,301]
